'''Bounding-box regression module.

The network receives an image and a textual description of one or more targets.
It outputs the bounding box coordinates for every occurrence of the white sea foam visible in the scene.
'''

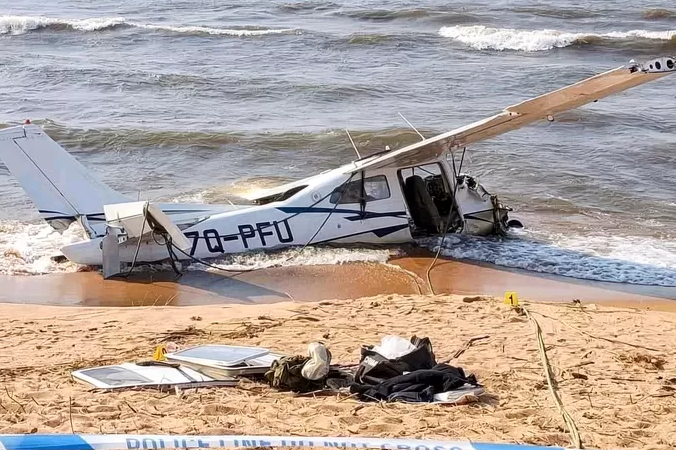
[2,217,675,286]
[0,15,297,37]
[438,25,676,51]
[136,23,297,36]
[168,190,207,204]
[0,220,395,276]
[190,246,396,273]
[0,15,127,34]
[418,230,676,286]
[0,221,84,275]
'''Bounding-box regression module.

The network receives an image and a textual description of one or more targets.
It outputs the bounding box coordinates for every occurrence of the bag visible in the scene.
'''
[354,335,436,385]
[264,355,325,393]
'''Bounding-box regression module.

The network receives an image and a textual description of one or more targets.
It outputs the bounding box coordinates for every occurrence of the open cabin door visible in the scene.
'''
[397,162,462,237]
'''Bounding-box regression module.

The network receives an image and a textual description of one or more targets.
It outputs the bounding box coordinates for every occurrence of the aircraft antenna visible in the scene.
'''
[345,129,362,159]
[398,112,425,140]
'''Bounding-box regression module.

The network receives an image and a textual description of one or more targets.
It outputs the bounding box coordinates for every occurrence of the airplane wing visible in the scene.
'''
[354,56,676,171]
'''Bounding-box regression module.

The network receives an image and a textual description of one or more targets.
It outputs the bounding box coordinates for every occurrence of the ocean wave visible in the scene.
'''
[0,15,298,37]
[438,25,676,52]
[327,31,436,48]
[347,33,393,45]
[419,231,676,287]
[278,1,340,13]
[0,15,127,34]
[511,6,602,19]
[643,8,676,20]
[18,121,430,155]
[34,121,243,151]
[341,8,435,21]
[135,23,298,37]
[337,8,479,24]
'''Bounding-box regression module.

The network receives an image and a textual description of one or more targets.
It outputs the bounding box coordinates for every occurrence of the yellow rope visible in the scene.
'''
[425,240,444,295]
[523,305,583,449]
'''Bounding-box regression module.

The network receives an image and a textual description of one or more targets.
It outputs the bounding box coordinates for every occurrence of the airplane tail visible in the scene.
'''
[0,123,130,236]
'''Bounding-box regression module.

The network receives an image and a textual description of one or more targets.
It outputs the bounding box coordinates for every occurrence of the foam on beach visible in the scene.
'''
[419,229,676,287]
[2,217,676,288]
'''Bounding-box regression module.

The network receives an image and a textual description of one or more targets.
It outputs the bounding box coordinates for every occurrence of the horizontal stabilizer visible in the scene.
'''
[104,201,191,251]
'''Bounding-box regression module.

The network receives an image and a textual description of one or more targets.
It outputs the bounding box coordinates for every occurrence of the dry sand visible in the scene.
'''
[1,294,675,450]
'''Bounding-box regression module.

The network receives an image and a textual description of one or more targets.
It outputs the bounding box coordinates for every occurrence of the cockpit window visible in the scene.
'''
[329,175,390,204]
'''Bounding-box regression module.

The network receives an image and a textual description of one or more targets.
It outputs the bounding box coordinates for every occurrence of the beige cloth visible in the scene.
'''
[301,342,331,380]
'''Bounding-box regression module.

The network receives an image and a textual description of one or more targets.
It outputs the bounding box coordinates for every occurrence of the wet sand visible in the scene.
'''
[0,253,675,310]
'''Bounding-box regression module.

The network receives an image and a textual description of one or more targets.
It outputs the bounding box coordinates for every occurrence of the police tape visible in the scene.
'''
[0,434,566,450]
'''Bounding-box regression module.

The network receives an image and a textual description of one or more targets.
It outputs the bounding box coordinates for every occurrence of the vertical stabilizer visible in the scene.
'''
[0,124,130,236]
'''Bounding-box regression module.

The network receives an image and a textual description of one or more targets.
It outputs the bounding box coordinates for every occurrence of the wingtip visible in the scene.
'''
[629,56,676,74]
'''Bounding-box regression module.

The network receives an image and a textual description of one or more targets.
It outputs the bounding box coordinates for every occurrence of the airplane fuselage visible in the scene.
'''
[62,159,511,266]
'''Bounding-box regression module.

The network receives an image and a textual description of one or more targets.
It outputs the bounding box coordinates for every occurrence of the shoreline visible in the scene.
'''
[0,254,675,311]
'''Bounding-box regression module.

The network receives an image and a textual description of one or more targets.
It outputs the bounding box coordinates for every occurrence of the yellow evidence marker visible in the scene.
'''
[504,291,519,307]
[153,344,168,361]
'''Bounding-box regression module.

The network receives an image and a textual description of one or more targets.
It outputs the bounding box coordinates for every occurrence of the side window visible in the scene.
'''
[330,175,391,204]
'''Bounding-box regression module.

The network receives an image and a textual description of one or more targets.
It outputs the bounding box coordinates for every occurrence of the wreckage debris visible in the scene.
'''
[72,336,484,404]
[71,361,237,390]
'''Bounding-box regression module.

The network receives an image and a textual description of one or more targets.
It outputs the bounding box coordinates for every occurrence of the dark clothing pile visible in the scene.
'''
[349,335,480,403]
[350,363,477,403]
[354,336,436,385]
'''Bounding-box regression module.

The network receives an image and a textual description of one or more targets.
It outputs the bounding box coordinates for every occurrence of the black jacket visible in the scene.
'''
[350,363,478,403]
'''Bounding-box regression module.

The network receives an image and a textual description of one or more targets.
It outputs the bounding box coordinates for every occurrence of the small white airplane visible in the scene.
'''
[1,56,674,278]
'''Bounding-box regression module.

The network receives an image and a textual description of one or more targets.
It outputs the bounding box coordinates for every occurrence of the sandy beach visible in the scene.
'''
[1,292,675,450]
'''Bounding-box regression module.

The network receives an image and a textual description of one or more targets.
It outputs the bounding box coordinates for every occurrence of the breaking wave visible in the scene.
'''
[419,231,676,287]
[438,25,676,51]
[0,221,85,275]
[0,16,128,34]
[0,15,297,37]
